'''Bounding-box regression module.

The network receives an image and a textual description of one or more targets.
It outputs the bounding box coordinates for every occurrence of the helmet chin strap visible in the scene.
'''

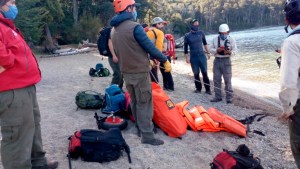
[284,24,289,33]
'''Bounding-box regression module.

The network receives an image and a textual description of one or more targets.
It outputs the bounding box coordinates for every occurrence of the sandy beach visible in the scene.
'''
[0,50,296,169]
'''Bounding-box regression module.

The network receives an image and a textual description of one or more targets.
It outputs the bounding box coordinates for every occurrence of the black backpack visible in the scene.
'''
[67,128,131,168]
[97,27,112,56]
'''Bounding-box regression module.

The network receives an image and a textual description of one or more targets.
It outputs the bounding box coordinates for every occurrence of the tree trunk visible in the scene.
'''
[44,24,56,53]
[73,0,78,24]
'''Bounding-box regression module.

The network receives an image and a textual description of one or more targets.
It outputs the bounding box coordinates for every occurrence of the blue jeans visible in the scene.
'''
[190,53,210,92]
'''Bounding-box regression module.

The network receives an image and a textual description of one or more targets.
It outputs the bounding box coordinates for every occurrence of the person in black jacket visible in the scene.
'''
[184,19,211,94]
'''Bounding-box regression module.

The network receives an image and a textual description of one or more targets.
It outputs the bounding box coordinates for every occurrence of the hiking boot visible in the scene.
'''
[210,98,222,102]
[32,161,59,169]
[205,91,212,95]
[194,89,201,93]
[227,100,232,104]
[141,138,164,146]
[137,129,141,137]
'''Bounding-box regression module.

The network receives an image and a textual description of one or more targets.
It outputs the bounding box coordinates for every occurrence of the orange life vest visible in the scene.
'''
[152,82,187,138]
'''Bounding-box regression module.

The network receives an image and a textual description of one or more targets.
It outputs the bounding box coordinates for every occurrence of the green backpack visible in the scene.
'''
[75,90,105,109]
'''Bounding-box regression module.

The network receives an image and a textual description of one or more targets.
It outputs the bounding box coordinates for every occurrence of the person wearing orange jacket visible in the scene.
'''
[0,0,58,168]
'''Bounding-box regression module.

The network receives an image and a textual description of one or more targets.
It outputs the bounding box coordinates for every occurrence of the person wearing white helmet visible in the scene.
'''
[209,23,237,104]
[279,0,300,167]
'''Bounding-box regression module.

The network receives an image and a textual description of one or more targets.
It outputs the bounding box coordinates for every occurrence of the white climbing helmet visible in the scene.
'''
[219,24,230,32]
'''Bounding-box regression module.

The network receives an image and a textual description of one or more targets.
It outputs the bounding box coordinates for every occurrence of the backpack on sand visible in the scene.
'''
[210,144,263,169]
[67,128,131,168]
[75,90,105,109]
[97,27,111,56]
[103,84,125,113]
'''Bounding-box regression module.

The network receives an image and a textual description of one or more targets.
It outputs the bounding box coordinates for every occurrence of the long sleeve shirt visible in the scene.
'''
[209,35,237,58]
[279,25,300,113]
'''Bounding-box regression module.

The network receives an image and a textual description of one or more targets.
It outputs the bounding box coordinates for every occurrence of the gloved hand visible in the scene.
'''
[149,60,156,68]
[224,50,232,55]
[163,60,172,72]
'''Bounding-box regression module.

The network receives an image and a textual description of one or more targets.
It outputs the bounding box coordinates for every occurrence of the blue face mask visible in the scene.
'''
[220,34,228,40]
[191,25,199,31]
[3,5,18,20]
[133,11,137,21]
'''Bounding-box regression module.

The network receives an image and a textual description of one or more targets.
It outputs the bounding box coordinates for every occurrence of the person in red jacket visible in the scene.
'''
[0,0,58,169]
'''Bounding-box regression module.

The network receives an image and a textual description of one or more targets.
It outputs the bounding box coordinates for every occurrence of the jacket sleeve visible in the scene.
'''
[209,37,218,56]
[279,38,300,113]
[133,25,167,63]
[184,34,189,54]
[230,37,238,56]
[0,33,14,69]
[201,32,208,46]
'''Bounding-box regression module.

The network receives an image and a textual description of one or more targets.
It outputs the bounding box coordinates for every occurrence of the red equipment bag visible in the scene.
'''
[211,150,237,169]
[152,82,187,138]
[164,34,176,60]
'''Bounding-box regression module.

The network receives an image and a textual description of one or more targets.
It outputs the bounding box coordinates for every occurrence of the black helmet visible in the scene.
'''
[284,0,300,17]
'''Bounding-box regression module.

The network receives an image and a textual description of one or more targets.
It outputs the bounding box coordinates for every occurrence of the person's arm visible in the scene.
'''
[0,38,14,73]
[229,37,238,56]
[108,38,118,63]
[133,25,167,63]
[279,39,300,119]
[184,34,190,63]
[209,37,218,56]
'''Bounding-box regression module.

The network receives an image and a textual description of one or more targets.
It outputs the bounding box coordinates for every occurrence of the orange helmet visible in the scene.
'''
[113,0,135,13]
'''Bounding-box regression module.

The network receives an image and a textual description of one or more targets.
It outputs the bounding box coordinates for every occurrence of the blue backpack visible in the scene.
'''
[103,85,125,113]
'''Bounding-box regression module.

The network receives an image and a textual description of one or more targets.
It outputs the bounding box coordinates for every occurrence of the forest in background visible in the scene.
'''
[14,0,285,53]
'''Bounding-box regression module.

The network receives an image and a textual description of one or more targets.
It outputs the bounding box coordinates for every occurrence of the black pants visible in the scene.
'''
[289,99,300,168]
[159,56,174,90]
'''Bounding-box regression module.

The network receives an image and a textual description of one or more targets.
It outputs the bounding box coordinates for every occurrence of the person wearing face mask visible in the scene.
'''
[279,0,300,167]
[184,19,212,95]
[110,0,171,146]
[0,0,58,169]
[209,24,237,104]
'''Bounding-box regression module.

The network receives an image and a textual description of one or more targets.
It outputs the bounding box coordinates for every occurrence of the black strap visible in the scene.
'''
[152,30,157,39]
[289,30,300,37]
[67,154,72,169]
[218,36,220,47]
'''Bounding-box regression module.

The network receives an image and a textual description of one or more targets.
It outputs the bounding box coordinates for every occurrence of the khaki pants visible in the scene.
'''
[290,99,300,168]
[123,73,155,141]
[0,86,46,169]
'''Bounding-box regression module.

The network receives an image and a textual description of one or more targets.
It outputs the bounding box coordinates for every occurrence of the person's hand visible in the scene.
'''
[149,60,156,68]
[184,54,190,64]
[0,66,5,74]
[207,53,211,60]
[163,60,172,72]
[112,55,118,63]
[279,110,295,121]
[224,50,232,55]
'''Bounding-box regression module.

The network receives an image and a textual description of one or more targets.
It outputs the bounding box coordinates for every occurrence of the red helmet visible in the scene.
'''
[113,0,135,13]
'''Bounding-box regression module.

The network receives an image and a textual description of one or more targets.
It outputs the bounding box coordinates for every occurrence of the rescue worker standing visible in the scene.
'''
[146,17,167,83]
[110,0,171,145]
[184,19,211,94]
[279,0,300,167]
[209,24,237,104]
[0,0,58,168]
